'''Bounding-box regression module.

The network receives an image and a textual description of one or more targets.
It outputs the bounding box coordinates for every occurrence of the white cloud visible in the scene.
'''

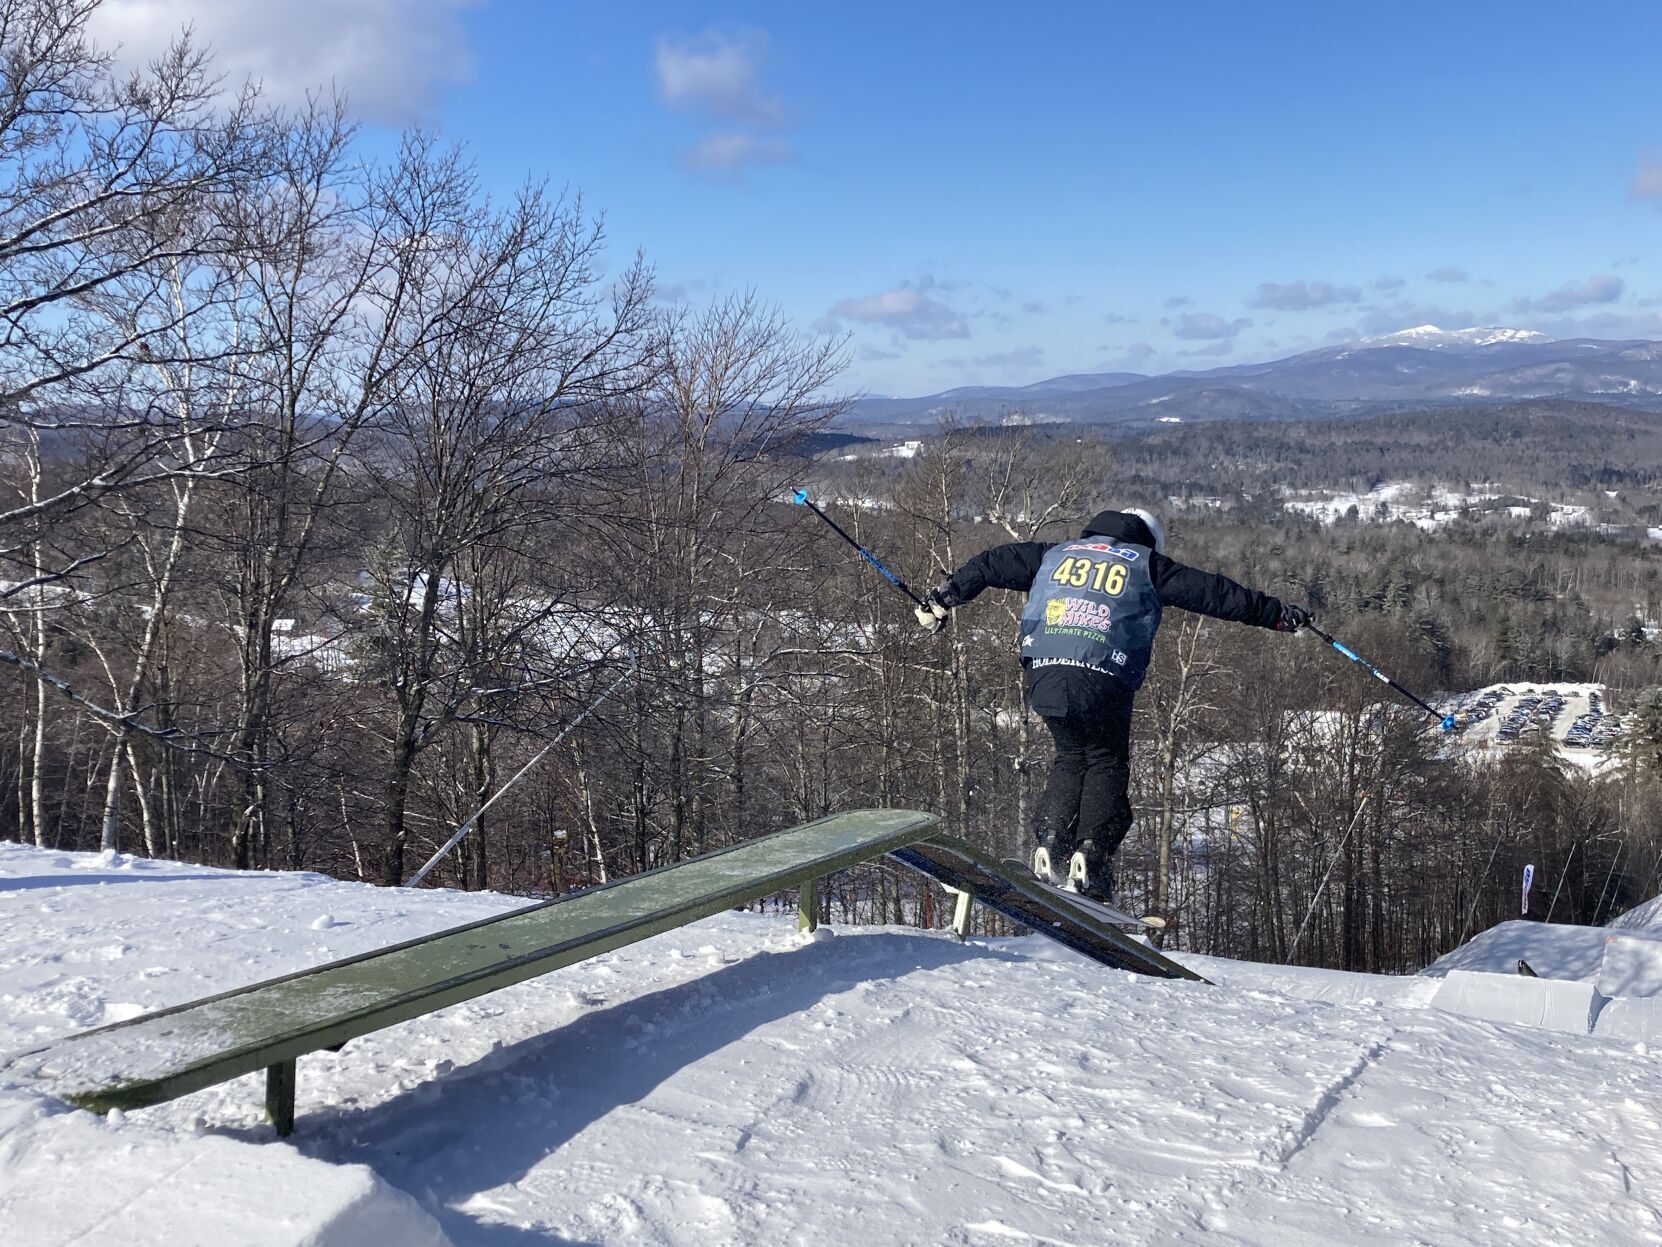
[1523,310,1662,341]
[655,29,781,124]
[1247,280,1362,311]
[826,278,969,341]
[1095,342,1157,371]
[1356,303,1478,336]
[89,0,476,125]
[1510,275,1624,314]
[1171,312,1251,340]
[655,27,789,176]
[681,132,791,173]
[1426,266,1469,283]
[1372,276,1406,292]
[1631,154,1662,204]
[652,277,718,306]
[1179,340,1235,358]
[942,345,1045,375]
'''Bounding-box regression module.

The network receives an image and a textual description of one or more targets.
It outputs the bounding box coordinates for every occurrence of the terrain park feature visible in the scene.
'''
[3,809,1200,1136]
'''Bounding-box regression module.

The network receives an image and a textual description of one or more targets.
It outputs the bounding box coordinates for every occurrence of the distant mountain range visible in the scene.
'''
[844,326,1662,428]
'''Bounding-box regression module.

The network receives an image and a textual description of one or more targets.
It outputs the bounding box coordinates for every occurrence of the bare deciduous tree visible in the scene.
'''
[359,177,653,884]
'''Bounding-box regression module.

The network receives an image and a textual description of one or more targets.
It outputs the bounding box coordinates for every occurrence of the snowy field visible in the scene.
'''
[4,843,1662,1245]
[1281,480,1594,531]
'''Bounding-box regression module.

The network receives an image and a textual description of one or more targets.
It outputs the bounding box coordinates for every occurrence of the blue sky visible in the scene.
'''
[98,1,1662,395]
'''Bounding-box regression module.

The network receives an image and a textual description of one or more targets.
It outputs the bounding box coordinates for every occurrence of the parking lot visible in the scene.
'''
[1440,685,1623,753]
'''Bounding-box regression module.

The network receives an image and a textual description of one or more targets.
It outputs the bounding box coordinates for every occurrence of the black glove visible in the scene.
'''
[1276,604,1313,633]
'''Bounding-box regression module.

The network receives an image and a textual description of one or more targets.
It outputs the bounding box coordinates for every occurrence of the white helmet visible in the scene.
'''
[1124,507,1165,554]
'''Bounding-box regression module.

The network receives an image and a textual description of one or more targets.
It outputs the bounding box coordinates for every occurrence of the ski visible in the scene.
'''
[891,839,1203,981]
[1000,857,1166,930]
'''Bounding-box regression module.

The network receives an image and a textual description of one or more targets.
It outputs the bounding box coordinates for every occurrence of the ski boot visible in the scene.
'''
[1066,842,1115,905]
[1032,834,1071,886]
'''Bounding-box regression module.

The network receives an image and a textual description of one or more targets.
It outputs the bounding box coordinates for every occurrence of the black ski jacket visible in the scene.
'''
[940,536,1283,717]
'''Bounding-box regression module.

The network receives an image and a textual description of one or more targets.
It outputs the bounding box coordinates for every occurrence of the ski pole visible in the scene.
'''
[790,488,930,609]
[406,652,637,888]
[1306,622,1456,733]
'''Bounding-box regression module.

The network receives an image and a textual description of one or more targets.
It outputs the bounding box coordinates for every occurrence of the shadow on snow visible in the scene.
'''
[288,928,1018,1247]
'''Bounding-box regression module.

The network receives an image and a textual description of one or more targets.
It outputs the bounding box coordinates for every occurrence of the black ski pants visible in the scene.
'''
[1032,683,1135,866]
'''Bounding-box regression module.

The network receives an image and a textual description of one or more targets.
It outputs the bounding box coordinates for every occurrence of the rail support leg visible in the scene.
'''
[950,887,974,941]
[266,1059,296,1137]
[798,876,819,933]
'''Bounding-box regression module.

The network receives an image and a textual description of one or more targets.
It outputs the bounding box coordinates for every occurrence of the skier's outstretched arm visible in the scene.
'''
[939,541,1052,604]
[914,542,1051,632]
[1151,553,1290,628]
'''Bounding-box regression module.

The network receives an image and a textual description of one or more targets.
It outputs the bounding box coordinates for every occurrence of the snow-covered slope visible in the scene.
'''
[1357,325,1552,349]
[1280,479,1594,531]
[1612,893,1662,933]
[3,842,1662,1245]
[0,1096,448,1247]
[1424,919,1661,982]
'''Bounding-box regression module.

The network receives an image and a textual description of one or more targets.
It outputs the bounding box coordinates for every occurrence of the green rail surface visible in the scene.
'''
[5,808,940,1120]
[888,835,1207,983]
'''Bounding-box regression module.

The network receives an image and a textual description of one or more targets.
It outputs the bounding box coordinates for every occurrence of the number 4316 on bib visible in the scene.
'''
[1051,557,1127,595]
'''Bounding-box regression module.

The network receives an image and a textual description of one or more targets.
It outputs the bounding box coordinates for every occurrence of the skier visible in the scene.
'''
[916,508,1310,904]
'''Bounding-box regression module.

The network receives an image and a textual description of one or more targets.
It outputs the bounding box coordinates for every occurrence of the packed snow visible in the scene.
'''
[4,841,1662,1245]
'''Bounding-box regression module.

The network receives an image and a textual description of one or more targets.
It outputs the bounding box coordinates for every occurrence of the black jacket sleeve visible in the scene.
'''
[1151,552,1282,628]
[940,541,1053,604]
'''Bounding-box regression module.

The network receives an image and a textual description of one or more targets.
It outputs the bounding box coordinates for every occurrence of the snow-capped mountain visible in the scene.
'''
[1357,324,1553,349]
[844,327,1662,428]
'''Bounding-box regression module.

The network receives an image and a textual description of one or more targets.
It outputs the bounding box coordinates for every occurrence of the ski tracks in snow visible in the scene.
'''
[9,840,1662,1247]
[1185,1019,1394,1237]
[326,932,1662,1247]
[1261,1032,1392,1170]
[1196,1012,1662,1245]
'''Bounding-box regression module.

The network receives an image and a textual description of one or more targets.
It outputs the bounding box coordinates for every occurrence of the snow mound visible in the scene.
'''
[1429,970,1599,1034]
[1421,922,1662,1044]
[1611,892,1662,932]
[0,1092,450,1247]
[1597,934,1662,998]
[1422,919,1662,982]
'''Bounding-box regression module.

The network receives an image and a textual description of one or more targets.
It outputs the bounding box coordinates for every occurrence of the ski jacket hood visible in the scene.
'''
[1082,509,1161,552]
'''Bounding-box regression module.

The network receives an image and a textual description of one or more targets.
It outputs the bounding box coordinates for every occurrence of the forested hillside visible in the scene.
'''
[7,1,1662,977]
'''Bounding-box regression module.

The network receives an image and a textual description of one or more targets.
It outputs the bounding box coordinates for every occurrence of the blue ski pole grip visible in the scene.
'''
[792,488,809,505]
[1441,715,1457,733]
